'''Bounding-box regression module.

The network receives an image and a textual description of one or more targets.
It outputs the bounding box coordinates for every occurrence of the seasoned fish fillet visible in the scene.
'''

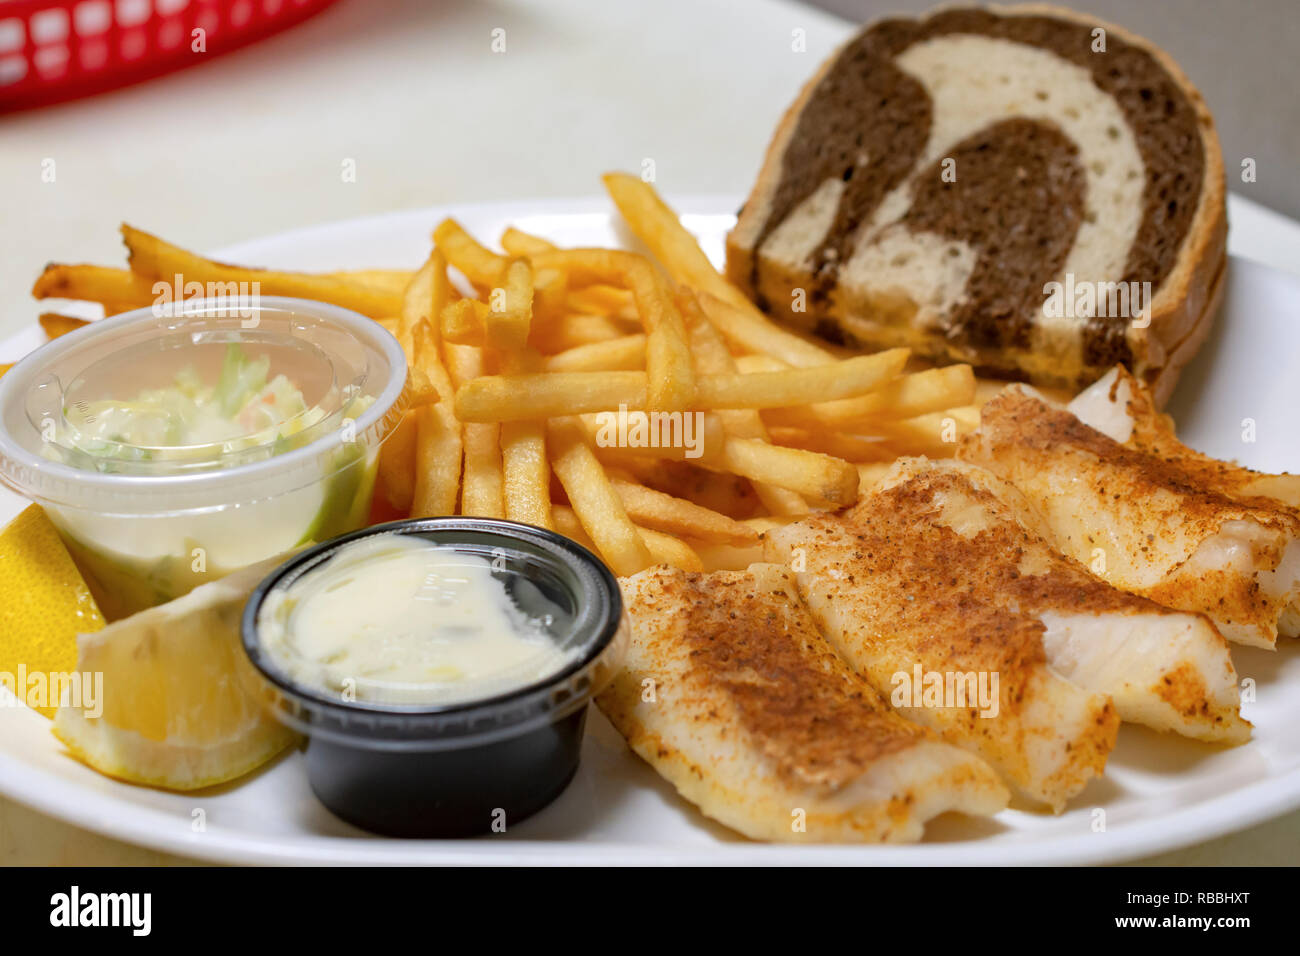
[765,459,1125,811]
[962,378,1300,648]
[598,563,1009,843]
[1070,365,1300,638]
[772,458,1248,803]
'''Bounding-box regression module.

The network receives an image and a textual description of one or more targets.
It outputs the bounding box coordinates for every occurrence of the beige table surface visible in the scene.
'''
[1,0,1296,865]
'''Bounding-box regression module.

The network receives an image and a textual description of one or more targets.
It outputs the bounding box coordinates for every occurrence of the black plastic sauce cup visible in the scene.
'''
[239,518,628,838]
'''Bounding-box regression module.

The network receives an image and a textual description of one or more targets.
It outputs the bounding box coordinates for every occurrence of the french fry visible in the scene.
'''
[696,291,836,367]
[500,420,553,529]
[32,264,156,313]
[601,173,839,368]
[331,269,415,297]
[551,505,702,573]
[764,364,977,429]
[445,344,504,519]
[679,289,808,516]
[608,477,757,545]
[407,263,462,516]
[405,366,441,409]
[696,348,908,410]
[734,353,787,374]
[529,311,639,353]
[499,227,558,257]
[378,413,418,513]
[38,313,90,339]
[530,249,695,411]
[582,412,726,464]
[456,348,906,423]
[486,259,533,352]
[543,334,646,373]
[395,250,450,355]
[565,285,638,320]
[871,406,980,457]
[767,426,896,463]
[457,370,645,422]
[611,457,763,520]
[690,539,765,573]
[713,436,859,505]
[637,528,703,572]
[0,363,12,379]
[547,417,653,576]
[433,218,508,288]
[441,298,489,346]
[121,226,402,318]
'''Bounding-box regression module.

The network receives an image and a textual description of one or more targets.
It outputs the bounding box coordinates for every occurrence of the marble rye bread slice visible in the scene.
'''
[726,5,1226,405]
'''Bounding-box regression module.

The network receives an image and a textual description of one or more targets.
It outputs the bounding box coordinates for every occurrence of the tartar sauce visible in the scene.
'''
[257,534,575,705]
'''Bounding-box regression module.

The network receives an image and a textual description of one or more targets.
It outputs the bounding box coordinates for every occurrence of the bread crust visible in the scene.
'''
[726,4,1227,406]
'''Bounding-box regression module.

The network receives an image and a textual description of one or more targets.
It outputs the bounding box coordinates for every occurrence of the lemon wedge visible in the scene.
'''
[53,557,299,790]
[0,504,106,718]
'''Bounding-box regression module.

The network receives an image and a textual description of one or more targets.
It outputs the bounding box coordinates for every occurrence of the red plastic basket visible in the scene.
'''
[0,0,340,113]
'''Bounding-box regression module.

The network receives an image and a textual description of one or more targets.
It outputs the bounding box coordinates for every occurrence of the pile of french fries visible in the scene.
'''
[26,174,982,576]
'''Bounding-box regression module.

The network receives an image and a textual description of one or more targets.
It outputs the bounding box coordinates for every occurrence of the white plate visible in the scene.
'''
[2,198,1298,865]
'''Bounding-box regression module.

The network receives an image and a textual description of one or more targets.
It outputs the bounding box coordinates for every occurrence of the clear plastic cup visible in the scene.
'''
[0,296,409,619]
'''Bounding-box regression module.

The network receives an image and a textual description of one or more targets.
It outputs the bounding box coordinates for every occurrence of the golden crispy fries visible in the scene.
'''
[404,366,440,409]
[332,269,415,297]
[583,412,727,464]
[602,172,730,295]
[434,218,508,288]
[500,420,553,529]
[121,226,402,319]
[734,353,786,374]
[529,311,639,353]
[38,312,90,339]
[500,227,558,258]
[486,259,533,352]
[0,363,12,379]
[547,417,653,576]
[378,413,419,513]
[32,264,156,313]
[680,290,808,516]
[565,285,638,320]
[530,249,695,411]
[456,348,906,423]
[457,371,644,422]
[441,298,489,346]
[611,457,763,520]
[764,364,977,429]
[600,174,842,369]
[445,344,504,519]
[543,334,646,373]
[551,505,702,572]
[637,529,703,572]
[395,250,450,355]
[696,348,908,409]
[872,406,981,457]
[714,436,858,505]
[696,291,836,367]
[608,477,757,545]
[407,263,462,516]
[767,426,895,463]
[690,539,765,573]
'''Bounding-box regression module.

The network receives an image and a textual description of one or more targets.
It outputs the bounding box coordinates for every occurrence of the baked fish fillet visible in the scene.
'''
[1069,365,1300,638]
[767,459,1248,808]
[962,378,1300,648]
[598,563,1009,843]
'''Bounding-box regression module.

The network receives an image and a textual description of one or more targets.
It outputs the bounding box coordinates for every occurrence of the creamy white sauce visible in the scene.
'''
[258,534,575,705]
